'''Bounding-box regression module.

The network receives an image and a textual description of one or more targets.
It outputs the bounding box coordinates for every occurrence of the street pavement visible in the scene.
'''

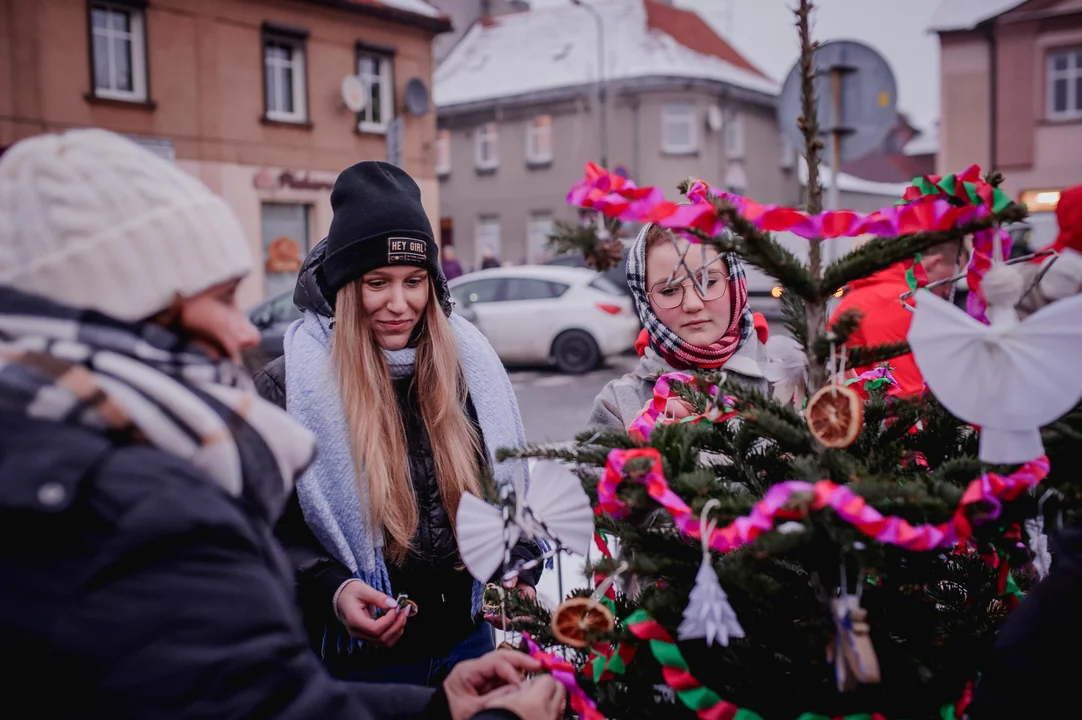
[507,353,640,444]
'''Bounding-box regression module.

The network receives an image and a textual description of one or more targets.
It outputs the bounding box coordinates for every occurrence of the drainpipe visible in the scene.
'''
[981,19,998,171]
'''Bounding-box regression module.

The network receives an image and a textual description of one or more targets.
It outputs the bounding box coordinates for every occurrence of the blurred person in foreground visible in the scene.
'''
[0,129,563,720]
[828,238,969,397]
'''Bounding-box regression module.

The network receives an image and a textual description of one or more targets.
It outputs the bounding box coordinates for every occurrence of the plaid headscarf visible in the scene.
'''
[0,287,315,520]
[627,223,754,370]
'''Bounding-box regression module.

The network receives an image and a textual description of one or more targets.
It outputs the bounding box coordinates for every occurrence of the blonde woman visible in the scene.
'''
[254,162,542,686]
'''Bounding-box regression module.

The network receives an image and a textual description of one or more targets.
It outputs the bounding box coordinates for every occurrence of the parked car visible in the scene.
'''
[242,289,479,374]
[448,266,640,373]
[243,290,302,373]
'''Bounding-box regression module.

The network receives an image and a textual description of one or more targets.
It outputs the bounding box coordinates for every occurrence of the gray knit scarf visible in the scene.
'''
[282,310,529,621]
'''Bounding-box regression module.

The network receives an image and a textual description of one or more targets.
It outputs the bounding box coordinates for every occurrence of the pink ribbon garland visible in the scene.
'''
[599,448,1049,553]
[568,163,1009,322]
[567,163,990,245]
[627,372,739,442]
[522,633,606,720]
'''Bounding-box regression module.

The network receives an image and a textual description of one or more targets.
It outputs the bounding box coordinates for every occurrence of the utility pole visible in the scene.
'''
[571,0,607,168]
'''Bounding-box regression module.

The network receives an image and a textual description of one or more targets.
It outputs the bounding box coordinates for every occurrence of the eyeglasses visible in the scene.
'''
[648,271,729,309]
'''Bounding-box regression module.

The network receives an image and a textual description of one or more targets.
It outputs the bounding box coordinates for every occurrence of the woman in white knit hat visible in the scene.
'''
[0,129,562,720]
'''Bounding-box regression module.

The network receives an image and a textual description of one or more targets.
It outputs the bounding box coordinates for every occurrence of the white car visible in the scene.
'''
[449,265,640,373]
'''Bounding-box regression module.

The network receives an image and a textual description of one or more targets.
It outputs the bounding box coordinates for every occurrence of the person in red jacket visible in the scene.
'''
[829,239,968,397]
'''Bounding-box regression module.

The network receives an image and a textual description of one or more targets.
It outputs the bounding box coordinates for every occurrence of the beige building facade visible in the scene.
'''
[0,0,449,307]
[933,0,1082,243]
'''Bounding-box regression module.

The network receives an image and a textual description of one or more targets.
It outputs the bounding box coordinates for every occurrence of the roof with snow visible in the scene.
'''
[927,0,1025,33]
[903,126,938,156]
[301,0,446,23]
[798,157,909,199]
[434,0,778,110]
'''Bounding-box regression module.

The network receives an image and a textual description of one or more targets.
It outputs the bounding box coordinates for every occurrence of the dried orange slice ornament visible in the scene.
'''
[806,384,864,448]
[550,596,616,648]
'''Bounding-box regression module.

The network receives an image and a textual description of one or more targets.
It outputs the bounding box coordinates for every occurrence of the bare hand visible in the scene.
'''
[484,577,537,630]
[335,580,409,646]
[443,650,543,720]
[484,675,566,720]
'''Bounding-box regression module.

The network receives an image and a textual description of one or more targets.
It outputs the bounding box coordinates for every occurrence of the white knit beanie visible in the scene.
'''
[0,129,252,321]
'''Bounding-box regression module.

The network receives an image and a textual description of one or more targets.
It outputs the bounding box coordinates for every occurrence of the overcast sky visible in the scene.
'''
[528,0,944,132]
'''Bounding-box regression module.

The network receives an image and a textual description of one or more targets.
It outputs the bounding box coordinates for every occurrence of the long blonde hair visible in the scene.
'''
[332,279,483,565]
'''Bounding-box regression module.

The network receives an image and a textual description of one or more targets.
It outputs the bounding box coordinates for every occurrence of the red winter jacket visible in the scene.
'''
[829,264,924,397]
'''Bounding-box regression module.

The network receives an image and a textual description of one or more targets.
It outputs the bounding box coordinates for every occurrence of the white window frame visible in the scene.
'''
[476,215,501,266]
[90,1,148,102]
[661,103,697,154]
[779,133,795,170]
[1047,48,1082,120]
[436,129,451,177]
[724,161,748,194]
[475,122,500,170]
[357,50,395,133]
[725,111,746,160]
[526,115,553,164]
[527,210,554,263]
[263,36,307,123]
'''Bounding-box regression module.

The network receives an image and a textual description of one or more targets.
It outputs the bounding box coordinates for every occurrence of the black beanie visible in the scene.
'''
[320,161,440,306]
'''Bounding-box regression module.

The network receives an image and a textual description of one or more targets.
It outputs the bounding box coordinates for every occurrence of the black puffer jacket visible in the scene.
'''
[0,408,511,720]
[967,525,1082,720]
[254,239,542,671]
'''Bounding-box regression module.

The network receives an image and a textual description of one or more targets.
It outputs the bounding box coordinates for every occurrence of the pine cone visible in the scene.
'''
[584,238,624,272]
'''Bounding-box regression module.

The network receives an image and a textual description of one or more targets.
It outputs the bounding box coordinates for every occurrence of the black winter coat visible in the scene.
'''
[254,357,542,671]
[0,410,515,720]
[967,526,1082,720]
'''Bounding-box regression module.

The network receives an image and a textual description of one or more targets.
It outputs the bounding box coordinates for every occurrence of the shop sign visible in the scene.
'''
[253,168,336,191]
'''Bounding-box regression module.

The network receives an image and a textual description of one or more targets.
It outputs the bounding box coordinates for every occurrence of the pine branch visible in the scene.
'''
[709,200,820,301]
[820,203,1029,296]
[844,341,912,371]
[781,291,809,349]
[817,307,862,349]
[795,0,823,217]
[545,219,625,271]
[796,0,828,396]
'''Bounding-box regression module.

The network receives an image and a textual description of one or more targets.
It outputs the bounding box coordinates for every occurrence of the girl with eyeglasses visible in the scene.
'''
[589,223,767,430]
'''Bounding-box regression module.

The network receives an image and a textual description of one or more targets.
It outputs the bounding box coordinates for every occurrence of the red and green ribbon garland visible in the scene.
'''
[588,531,639,683]
[625,608,970,720]
[896,165,1013,324]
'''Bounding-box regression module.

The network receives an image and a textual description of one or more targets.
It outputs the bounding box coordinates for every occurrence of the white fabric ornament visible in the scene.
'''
[677,499,746,646]
[1024,488,1062,580]
[907,258,1082,464]
[764,335,808,405]
[1024,517,1052,580]
[457,459,593,583]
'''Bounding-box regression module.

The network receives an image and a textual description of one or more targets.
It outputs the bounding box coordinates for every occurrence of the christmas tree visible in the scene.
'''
[476,2,1082,719]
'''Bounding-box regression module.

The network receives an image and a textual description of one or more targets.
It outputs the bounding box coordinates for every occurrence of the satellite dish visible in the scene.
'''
[341,75,366,113]
[405,78,430,116]
[706,106,724,133]
[776,40,897,164]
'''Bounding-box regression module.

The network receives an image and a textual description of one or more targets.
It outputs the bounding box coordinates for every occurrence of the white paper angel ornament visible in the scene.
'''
[456,459,594,584]
[677,499,745,646]
[907,254,1082,464]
